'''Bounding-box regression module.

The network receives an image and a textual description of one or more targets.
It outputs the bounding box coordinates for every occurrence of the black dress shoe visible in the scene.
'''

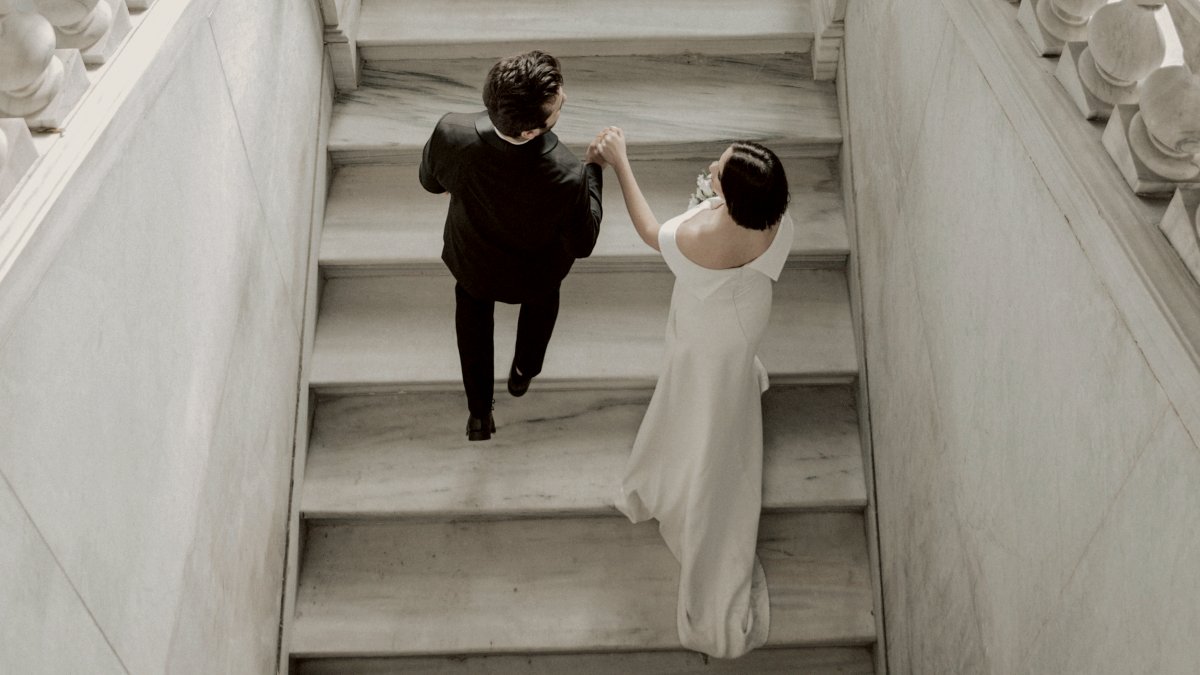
[466,413,496,441]
[507,363,532,397]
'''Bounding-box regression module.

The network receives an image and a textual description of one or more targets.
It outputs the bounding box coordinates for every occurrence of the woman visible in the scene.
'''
[594,127,793,659]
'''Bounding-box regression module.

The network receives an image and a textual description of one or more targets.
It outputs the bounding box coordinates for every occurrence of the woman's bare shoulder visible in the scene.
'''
[676,215,745,270]
[678,213,781,270]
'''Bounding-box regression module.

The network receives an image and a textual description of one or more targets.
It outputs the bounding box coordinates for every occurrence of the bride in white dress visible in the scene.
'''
[594,128,793,659]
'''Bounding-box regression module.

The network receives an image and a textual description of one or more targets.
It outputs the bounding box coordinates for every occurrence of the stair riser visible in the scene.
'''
[304,502,866,526]
[309,373,857,396]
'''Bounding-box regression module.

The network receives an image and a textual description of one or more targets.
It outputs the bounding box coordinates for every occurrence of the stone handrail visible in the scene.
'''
[1019,0,1200,284]
[0,0,150,203]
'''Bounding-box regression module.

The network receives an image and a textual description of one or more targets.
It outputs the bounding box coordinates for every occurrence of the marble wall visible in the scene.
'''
[843,0,1200,672]
[0,0,324,672]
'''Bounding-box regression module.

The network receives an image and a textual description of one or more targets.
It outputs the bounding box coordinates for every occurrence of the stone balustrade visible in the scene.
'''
[1105,65,1200,188]
[1055,0,1169,119]
[35,0,112,54]
[1019,0,1108,54]
[0,0,147,204]
[34,0,132,65]
[1099,3,1200,196]
[0,11,89,129]
[1012,0,1200,279]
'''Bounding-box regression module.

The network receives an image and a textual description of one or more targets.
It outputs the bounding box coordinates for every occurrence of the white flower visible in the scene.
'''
[688,169,716,207]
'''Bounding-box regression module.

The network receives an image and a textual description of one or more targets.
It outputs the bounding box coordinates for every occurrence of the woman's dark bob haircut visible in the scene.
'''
[720,141,790,231]
[483,50,563,137]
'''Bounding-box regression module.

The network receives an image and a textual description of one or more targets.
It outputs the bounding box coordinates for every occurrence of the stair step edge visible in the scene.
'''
[289,636,877,660]
[327,141,845,166]
[318,255,849,277]
[292,645,875,675]
[359,37,816,63]
[301,500,868,522]
[308,372,858,395]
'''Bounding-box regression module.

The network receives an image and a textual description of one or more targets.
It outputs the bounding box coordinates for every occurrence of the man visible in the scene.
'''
[419,50,605,441]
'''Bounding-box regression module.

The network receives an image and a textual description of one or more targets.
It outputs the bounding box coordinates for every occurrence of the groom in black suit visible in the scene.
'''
[419,50,606,441]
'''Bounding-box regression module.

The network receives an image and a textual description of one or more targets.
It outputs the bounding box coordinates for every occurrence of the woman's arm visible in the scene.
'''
[598,127,661,251]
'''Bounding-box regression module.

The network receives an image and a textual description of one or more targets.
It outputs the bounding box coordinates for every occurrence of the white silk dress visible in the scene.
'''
[616,197,793,659]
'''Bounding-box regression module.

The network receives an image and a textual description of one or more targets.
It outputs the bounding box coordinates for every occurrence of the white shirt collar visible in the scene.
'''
[495,130,532,145]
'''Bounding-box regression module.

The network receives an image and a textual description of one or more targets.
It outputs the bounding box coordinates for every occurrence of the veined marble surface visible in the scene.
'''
[309,269,858,391]
[846,0,1199,671]
[296,647,874,674]
[291,513,874,656]
[302,385,865,518]
[329,54,841,164]
[321,158,848,273]
[357,0,813,60]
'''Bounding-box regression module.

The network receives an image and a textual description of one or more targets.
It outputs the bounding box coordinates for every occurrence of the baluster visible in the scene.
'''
[0,11,90,130]
[1103,65,1200,195]
[1082,1,1167,104]
[125,0,154,11]
[1160,188,1200,281]
[1,117,38,202]
[1019,0,1107,56]
[1133,66,1200,176]
[34,0,132,66]
[1100,2,1200,196]
[1057,0,1169,119]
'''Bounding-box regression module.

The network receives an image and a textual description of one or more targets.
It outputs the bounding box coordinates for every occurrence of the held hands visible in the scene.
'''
[595,126,629,169]
[585,133,608,169]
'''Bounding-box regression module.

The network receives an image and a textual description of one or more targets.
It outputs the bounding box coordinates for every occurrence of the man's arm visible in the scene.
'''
[419,117,448,194]
[564,162,603,258]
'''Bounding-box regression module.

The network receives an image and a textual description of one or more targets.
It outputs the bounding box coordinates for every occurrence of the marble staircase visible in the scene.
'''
[289,1,875,671]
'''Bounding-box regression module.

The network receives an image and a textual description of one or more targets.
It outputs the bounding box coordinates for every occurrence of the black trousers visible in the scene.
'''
[454,282,560,417]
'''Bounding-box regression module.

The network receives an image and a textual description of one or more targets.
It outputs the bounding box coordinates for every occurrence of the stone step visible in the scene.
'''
[302,385,865,520]
[329,54,840,165]
[290,513,875,658]
[321,158,847,275]
[356,0,815,61]
[295,647,874,674]
[309,269,857,393]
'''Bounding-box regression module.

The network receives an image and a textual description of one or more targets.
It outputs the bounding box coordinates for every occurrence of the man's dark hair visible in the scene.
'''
[720,142,790,231]
[483,51,564,138]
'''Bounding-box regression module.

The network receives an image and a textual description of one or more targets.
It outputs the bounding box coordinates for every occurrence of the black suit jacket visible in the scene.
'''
[419,111,604,303]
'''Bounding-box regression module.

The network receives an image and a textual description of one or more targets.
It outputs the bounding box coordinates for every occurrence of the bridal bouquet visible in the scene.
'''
[687,170,717,208]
